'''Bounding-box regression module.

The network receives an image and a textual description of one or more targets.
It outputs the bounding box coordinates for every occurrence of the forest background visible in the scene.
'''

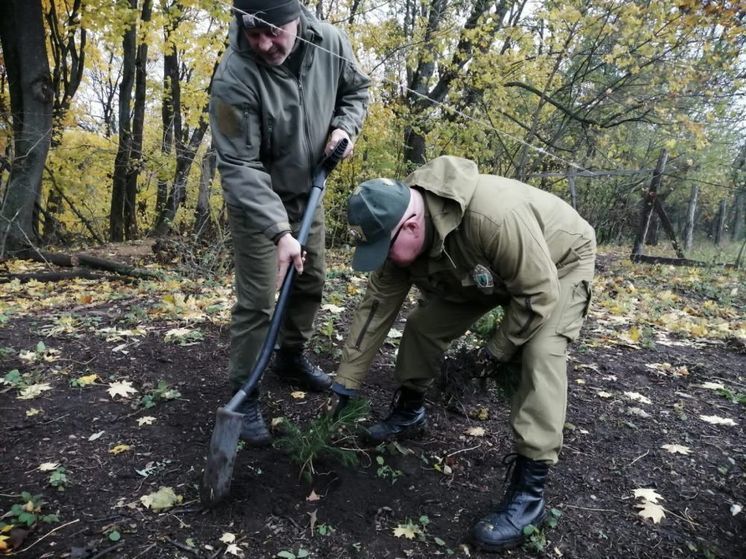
[0,0,744,262]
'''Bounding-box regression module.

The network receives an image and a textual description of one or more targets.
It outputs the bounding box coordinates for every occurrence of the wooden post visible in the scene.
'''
[632,150,668,257]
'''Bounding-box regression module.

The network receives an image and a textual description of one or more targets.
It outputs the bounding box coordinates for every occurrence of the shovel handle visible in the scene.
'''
[226,139,350,411]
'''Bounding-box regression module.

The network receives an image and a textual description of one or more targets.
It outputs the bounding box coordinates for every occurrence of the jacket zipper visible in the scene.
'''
[354,299,380,349]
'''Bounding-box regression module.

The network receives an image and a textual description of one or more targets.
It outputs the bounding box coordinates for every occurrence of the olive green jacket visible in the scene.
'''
[210,7,370,241]
[336,156,596,390]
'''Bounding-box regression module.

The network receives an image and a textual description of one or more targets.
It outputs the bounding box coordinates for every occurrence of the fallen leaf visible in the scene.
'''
[137,416,156,426]
[225,543,244,557]
[140,486,183,512]
[306,490,321,502]
[219,533,236,544]
[18,383,52,400]
[633,488,663,504]
[661,444,691,455]
[107,380,138,399]
[290,391,306,399]
[110,444,131,455]
[38,462,60,472]
[624,391,652,405]
[26,408,41,417]
[699,415,737,426]
[700,382,725,390]
[636,501,665,523]
[627,407,651,418]
[465,426,486,437]
[597,391,613,398]
[393,522,421,539]
[88,431,105,441]
[321,303,345,313]
[74,374,98,386]
[387,328,403,339]
[731,504,742,516]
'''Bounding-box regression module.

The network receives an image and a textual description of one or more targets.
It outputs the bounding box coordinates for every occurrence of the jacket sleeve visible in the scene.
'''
[209,66,291,241]
[336,263,411,390]
[329,29,370,139]
[478,208,560,362]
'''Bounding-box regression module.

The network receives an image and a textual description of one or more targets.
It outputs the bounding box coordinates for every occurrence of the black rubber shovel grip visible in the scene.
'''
[225,139,349,411]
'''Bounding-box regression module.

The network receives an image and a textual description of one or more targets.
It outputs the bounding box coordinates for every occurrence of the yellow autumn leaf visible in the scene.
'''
[466,426,486,437]
[18,383,53,400]
[290,391,306,399]
[26,408,41,417]
[38,462,60,472]
[0,534,10,552]
[140,486,183,512]
[637,501,666,523]
[393,522,421,539]
[633,488,663,503]
[110,444,131,455]
[107,380,138,399]
[661,444,691,455]
[137,416,156,426]
[220,532,236,544]
[75,374,99,386]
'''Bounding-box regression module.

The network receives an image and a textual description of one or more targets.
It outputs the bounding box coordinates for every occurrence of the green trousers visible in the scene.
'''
[227,204,326,392]
[396,257,595,464]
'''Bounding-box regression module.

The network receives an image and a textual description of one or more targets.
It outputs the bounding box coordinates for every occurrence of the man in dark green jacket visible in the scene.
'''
[333,156,595,552]
[210,0,369,446]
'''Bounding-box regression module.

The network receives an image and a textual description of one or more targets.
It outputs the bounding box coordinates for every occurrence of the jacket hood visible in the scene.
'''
[227,6,319,60]
[403,156,480,254]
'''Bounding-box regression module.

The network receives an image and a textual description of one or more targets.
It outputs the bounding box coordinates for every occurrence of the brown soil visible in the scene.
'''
[1,249,743,559]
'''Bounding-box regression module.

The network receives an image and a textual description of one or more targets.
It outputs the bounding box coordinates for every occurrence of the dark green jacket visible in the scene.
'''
[337,156,596,390]
[210,8,370,240]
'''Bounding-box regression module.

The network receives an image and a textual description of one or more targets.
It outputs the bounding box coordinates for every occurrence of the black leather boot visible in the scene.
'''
[472,454,550,552]
[236,393,271,447]
[274,349,332,392]
[366,387,427,443]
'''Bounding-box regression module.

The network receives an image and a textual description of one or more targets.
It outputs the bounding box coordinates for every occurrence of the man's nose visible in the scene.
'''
[256,34,273,52]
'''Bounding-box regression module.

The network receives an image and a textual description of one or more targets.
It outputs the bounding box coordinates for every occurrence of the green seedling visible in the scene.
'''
[138,380,181,409]
[522,508,561,552]
[0,492,59,529]
[274,398,368,482]
[375,455,403,484]
[316,523,334,536]
[276,549,309,559]
[49,467,69,491]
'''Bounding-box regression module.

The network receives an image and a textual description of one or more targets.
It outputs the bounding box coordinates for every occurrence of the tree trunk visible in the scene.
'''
[156,15,179,219]
[684,183,698,251]
[732,189,744,241]
[123,0,153,239]
[0,0,53,256]
[632,150,667,257]
[714,200,727,246]
[194,147,217,238]
[109,0,138,242]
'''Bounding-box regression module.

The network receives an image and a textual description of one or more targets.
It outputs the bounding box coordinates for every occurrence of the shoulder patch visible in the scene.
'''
[214,99,243,138]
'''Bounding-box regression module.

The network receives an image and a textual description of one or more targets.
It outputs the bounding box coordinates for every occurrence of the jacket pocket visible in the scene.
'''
[555,280,592,342]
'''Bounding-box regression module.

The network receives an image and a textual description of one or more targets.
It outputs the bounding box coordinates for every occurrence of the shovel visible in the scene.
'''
[200,139,349,507]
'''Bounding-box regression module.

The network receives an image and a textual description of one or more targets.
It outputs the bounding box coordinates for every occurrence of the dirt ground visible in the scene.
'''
[1,247,744,559]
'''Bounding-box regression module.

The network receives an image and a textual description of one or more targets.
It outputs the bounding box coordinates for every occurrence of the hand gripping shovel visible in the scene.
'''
[200,139,349,507]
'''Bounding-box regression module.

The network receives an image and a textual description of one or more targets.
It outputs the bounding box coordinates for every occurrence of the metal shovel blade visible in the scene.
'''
[200,407,244,507]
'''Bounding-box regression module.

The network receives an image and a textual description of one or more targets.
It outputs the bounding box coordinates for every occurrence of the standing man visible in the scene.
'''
[210,0,369,446]
[332,156,595,552]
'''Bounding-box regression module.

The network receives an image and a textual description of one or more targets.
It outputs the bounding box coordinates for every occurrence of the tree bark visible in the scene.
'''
[0,0,53,256]
[714,200,727,246]
[684,183,699,251]
[632,150,667,257]
[194,147,217,238]
[110,0,138,242]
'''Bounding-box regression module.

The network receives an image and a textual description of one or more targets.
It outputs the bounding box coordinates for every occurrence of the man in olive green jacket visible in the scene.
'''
[210,0,369,446]
[333,156,595,552]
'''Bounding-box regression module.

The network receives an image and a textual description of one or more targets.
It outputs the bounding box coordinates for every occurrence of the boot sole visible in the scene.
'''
[471,512,547,553]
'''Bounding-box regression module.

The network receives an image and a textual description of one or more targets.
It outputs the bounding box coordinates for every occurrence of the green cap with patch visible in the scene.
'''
[347,178,411,272]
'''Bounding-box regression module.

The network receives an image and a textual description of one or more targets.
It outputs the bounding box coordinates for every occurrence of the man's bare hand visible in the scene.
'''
[325,128,354,159]
[275,234,304,290]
